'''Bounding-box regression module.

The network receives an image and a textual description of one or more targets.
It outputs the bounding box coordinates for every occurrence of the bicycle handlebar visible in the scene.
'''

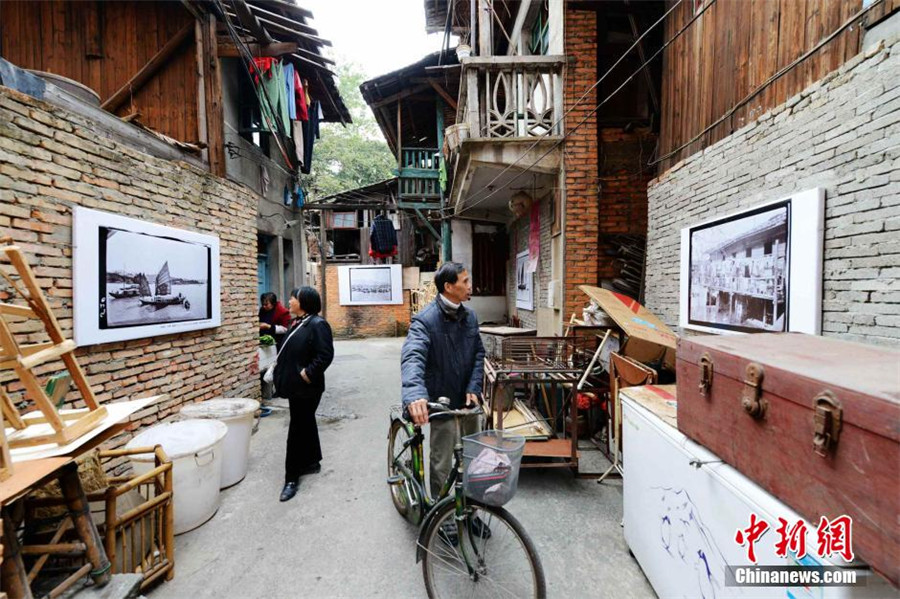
[426,401,484,419]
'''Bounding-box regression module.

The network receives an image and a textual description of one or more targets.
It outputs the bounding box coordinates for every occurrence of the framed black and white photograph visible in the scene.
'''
[337,264,403,305]
[679,188,824,334]
[515,250,534,311]
[73,207,221,346]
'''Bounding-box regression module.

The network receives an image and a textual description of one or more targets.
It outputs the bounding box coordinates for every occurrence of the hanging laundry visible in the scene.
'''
[369,214,398,258]
[439,158,447,192]
[300,100,321,175]
[259,164,270,196]
[283,63,296,120]
[294,72,308,121]
[294,184,305,209]
[292,120,305,167]
[250,58,290,135]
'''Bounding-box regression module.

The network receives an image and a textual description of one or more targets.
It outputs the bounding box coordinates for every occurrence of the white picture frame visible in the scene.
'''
[515,250,534,311]
[73,207,221,346]
[679,188,824,335]
[337,264,403,305]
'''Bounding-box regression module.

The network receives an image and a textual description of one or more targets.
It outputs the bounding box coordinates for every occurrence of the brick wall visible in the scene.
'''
[597,128,656,280]
[563,7,599,318]
[646,37,900,347]
[0,85,259,470]
[507,197,552,327]
[320,264,410,338]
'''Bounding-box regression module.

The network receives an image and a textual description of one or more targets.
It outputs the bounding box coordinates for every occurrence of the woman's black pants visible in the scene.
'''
[285,392,323,483]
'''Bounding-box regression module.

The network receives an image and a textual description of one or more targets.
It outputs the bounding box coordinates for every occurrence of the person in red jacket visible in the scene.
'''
[259,292,291,347]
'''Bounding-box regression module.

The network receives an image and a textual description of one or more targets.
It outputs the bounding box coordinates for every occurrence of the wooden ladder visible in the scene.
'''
[0,244,108,450]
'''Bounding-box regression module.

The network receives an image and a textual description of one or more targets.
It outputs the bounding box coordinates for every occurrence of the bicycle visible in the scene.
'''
[387,398,546,598]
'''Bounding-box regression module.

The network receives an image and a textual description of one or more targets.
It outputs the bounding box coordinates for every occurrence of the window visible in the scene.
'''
[472,229,508,296]
[528,2,550,55]
[237,64,270,153]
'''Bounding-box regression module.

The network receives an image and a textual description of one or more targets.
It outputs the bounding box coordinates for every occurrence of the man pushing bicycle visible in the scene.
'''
[401,262,485,498]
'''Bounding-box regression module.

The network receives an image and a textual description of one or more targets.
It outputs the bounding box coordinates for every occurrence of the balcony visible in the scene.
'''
[397,147,441,202]
[448,56,565,218]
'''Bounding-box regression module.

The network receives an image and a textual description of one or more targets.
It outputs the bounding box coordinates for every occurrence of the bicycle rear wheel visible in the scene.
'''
[421,500,546,599]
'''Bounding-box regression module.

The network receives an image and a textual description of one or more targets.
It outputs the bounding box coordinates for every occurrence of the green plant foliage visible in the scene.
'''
[308,62,394,200]
[259,334,276,346]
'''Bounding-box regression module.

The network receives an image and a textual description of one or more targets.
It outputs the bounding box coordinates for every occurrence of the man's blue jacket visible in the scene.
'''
[401,298,485,410]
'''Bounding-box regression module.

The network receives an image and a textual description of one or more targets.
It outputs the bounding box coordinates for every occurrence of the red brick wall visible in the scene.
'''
[0,85,258,473]
[563,7,600,317]
[596,128,656,280]
[319,264,411,338]
[564,9,656,313]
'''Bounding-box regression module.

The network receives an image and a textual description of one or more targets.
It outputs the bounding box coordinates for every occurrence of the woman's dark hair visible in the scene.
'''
[434,262,466,294]
[291,286,322,315]
[260,292,277,306]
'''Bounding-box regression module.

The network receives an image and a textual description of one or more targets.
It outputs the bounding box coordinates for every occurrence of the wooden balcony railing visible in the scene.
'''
[398,147,441,199]
[459,56,565,140]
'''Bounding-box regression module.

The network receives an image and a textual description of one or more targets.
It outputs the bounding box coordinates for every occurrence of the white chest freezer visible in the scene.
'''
[621,387,896,599]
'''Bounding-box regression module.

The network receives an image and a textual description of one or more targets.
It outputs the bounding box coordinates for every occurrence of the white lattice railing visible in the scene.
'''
[458,56,565,140]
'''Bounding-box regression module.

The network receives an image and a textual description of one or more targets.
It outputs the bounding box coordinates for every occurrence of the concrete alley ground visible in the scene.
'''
[149,338,654,599]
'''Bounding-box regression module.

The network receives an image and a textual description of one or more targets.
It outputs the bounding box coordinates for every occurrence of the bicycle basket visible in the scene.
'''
[462,431,525,506]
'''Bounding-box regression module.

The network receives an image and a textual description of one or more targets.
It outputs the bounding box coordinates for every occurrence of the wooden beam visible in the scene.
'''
[506,0,533,55]
[253,15,332,47]
[293,45,335,65]
[250,0,313,19]
[231,0,273,44]
[369,83,432,109]
[289,53,335,75]
[428,80,457,111]
[217,40,298,57]
[101,22,194,112]
[201,15,226,178]
[247,3,322,37]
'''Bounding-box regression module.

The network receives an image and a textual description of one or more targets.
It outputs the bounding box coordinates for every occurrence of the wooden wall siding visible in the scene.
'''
[658,0,897,171]
[0,1,199,144]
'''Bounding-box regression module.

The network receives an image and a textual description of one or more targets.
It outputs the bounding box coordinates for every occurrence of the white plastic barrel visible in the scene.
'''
[125,419,227,535]
[179,398,260,488]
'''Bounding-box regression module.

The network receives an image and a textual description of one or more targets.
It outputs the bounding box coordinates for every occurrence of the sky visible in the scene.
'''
[301,0,449,79]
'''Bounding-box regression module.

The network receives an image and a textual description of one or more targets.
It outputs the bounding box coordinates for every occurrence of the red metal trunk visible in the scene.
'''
[676,332,900,587]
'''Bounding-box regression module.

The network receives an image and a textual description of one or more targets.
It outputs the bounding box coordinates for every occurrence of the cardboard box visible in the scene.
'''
[579,286,678,371]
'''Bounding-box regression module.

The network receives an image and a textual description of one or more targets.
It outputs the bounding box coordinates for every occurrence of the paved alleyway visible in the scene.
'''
[149,338,653,599]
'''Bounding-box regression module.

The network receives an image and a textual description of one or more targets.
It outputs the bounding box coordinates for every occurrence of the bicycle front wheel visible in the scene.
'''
[421,500,546,599]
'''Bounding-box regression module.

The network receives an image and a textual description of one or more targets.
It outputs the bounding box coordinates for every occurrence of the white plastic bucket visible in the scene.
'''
[179,398,260,488]
[125,419,227,535]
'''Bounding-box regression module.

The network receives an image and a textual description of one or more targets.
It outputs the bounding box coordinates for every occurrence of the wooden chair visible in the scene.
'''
[0,244,108,449]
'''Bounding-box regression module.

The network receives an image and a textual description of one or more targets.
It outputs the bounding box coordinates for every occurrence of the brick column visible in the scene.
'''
[563,8,600,318]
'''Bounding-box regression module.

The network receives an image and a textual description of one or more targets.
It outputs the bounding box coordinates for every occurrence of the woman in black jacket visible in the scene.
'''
[273,286,334,502]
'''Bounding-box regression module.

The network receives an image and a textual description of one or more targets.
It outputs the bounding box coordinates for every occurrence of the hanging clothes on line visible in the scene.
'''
[250,58,290,136]
[283,63,296,120]
[295,72,309,121]
[369,214,398,259]
[300,100,321,175]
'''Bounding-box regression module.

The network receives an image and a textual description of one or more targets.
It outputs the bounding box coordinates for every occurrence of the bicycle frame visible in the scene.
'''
[391,413,483,573]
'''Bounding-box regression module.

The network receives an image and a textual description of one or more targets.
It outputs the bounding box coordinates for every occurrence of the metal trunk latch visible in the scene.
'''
[740,362,766,419]
[813,391,842,458]
[699,352,714,396]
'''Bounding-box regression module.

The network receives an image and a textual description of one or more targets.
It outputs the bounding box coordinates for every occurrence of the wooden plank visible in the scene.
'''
[217,40,298,57]
[83,0,102,58]
[428,80,458,111]
[201,14,226,177]
[522,438,580,458]
[0,304,35,319]
[231,0,273,44]
[101,21,194,113]
[19,340,76,371]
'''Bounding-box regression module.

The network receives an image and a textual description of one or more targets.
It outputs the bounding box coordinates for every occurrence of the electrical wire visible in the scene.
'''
[449,0,686,217]
[453,0,716,218]
[650,0,885,166]
[214,0,295,170]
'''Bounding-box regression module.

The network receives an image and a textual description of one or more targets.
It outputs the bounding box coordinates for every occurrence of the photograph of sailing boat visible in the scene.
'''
[102,228,210,327]
[515,250,533,310]
[73,206,220,346]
